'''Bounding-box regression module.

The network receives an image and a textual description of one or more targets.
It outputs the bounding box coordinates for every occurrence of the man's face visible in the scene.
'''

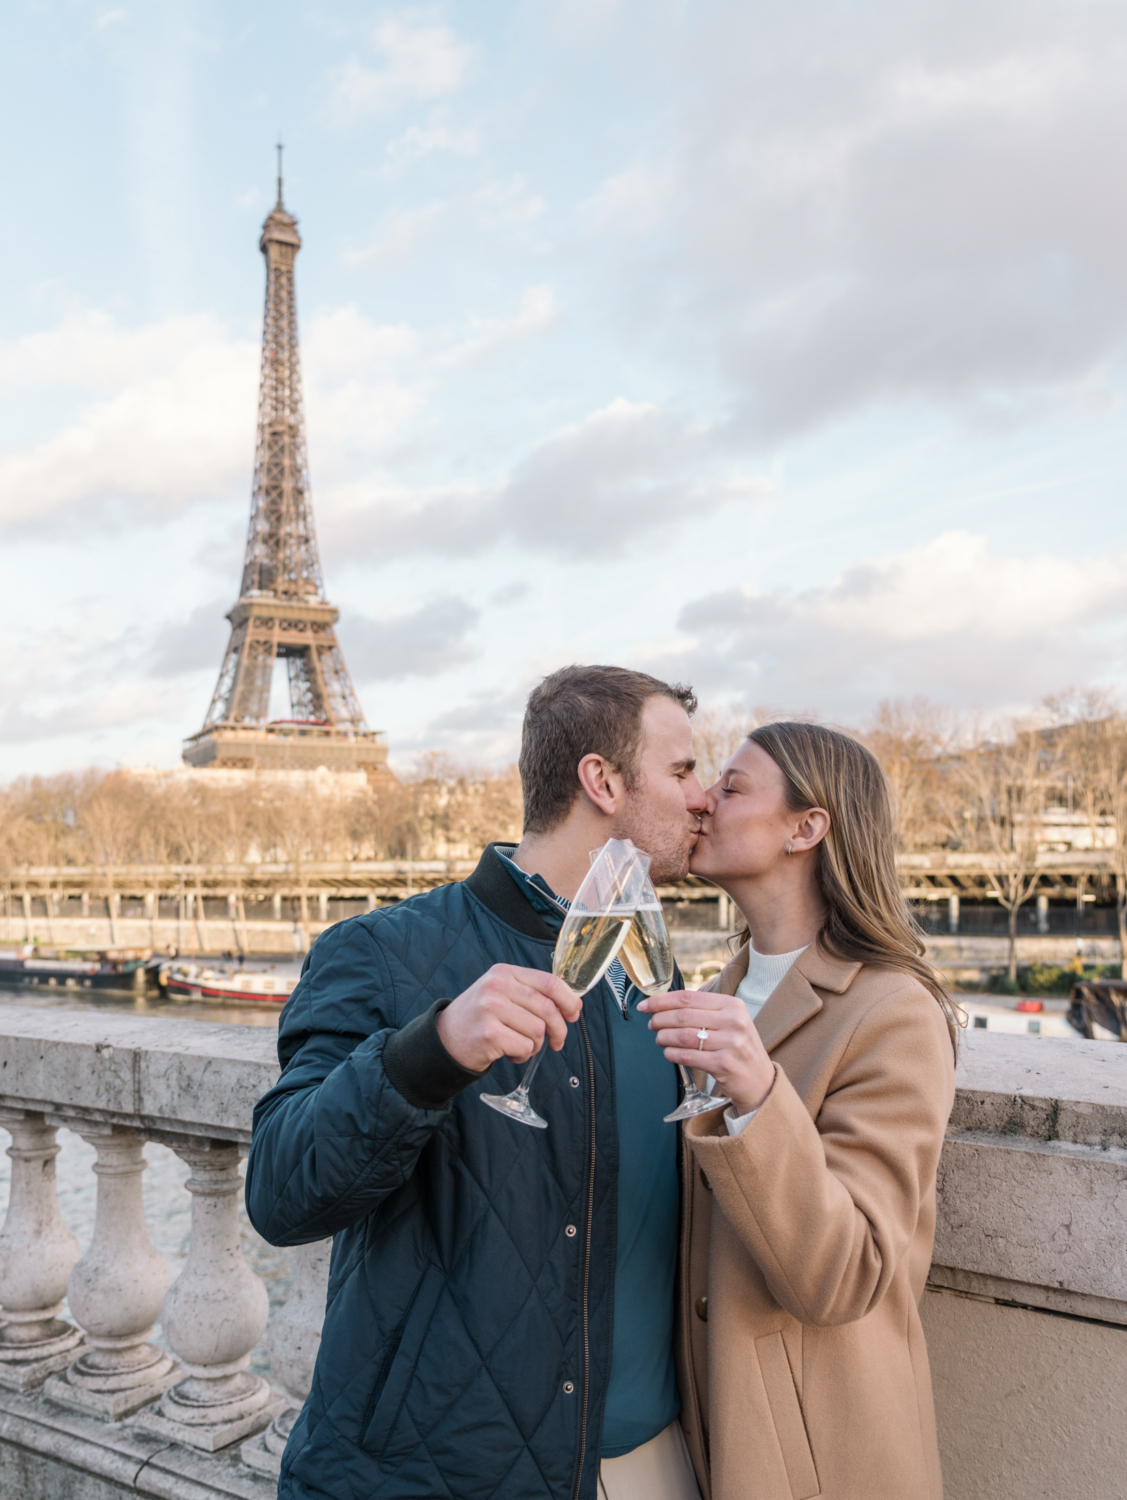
[614,697,706,883]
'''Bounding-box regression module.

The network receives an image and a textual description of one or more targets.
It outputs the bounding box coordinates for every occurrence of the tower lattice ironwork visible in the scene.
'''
[183,154,388,776]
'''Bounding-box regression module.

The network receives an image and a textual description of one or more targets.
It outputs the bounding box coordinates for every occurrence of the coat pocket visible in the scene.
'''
[362,1264,446,1458]
[755,1331,820,1500]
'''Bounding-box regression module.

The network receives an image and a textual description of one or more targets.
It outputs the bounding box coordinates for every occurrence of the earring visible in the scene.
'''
[785,843,793,855]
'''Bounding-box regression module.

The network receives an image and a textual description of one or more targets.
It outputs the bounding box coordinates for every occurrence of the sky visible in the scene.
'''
[4,0,1127,778]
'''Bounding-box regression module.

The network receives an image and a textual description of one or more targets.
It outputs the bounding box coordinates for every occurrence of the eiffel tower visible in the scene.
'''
[183,152,389,778]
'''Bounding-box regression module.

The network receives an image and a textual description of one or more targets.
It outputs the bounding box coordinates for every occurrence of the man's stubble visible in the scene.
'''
[617,793,698,885]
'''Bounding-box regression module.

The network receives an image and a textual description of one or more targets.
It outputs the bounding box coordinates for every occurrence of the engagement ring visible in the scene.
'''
[696,1028,709,1050]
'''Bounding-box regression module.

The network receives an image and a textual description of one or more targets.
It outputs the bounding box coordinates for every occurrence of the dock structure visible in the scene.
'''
[898,847,1118,904]
[1,850,1124,962]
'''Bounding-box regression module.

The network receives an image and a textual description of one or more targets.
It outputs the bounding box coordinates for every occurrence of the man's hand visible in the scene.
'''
[638,989,775,1116]
[436,965,582,1074]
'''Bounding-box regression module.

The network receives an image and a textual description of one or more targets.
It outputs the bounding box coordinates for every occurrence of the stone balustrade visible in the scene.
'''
[0,1009,306,1498]
[0,1009,1123,1499]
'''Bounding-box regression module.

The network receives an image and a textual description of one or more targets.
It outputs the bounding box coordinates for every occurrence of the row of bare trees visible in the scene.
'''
[0,761,523,880]
[5,696,1127,975]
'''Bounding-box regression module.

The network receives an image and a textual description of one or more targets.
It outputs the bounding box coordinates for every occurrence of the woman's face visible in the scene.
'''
[690,739,800,882]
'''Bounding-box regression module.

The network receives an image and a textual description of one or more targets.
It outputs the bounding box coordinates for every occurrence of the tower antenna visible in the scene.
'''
[276,138,283,206]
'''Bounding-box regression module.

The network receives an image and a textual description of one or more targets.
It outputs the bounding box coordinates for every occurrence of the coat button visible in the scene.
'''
[563,1381,575,1394]
[694,1296,708,1322]
[565,1224,577,1238]
[569,1076,580,1088]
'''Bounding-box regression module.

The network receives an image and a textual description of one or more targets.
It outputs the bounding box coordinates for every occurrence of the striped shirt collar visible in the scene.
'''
[495,845,632,1014]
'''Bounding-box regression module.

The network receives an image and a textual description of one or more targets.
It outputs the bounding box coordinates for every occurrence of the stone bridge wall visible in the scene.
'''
[0,1015,1122,1499]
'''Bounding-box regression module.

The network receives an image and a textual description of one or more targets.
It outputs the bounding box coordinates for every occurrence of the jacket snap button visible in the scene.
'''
[565,1224,577,1238]
[694,1295,708,1322]
[569,1076,580,1088]
[563,1380,575,1394]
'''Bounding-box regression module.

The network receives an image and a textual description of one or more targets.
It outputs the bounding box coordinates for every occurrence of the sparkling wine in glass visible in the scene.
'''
[617,875,730,1122]
[480,839,647,1129]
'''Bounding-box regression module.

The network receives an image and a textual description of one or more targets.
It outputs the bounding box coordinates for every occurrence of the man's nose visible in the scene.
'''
[685,774,707,812]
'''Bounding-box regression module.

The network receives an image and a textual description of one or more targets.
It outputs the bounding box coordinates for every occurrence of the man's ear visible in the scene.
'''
[576,753,621,816]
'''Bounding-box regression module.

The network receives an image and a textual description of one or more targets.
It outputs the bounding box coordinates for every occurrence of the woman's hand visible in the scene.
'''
[637,989,775,1117]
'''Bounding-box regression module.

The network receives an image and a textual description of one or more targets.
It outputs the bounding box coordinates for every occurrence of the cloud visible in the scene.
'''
[384,118,479,169]
[322,399,771,562]
[434,285,560,369]
[303,306,419,377]
[325,15,474,127]
[0,313,256,529]
[396,682,531,768]
[147,601,231,678]
[659,532,1127,714]
[588,0,1127,437]
[341,596,480,682]
[0,304,431,531]
[0,660,190,747]
[344,177,546,270]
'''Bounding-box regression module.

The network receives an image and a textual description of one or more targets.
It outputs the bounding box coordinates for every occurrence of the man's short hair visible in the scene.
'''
[519,665,698,835]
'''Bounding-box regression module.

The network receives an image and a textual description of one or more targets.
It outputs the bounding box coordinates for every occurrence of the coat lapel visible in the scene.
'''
[713,940,863,1054]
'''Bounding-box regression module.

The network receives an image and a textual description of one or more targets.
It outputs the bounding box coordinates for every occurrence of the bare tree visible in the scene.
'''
[81,775,141,945]
[861,699,957,852]
[1049,693,1127,977]
[955,718,1057,982]
[688,706,804,789]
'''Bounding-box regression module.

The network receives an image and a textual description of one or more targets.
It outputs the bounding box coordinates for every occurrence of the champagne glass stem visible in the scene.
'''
[514,1039,547,1097]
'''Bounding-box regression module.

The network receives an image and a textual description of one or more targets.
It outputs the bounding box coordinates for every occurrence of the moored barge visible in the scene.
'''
[0,945,154,992]
[161,963,293,1005]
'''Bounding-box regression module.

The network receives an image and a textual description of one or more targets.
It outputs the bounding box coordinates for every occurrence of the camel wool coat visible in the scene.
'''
[675,943,956,1500]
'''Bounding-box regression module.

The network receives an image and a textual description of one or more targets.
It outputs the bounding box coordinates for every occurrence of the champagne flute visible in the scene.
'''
[480,839,648,1129]
[617,875,731,1122]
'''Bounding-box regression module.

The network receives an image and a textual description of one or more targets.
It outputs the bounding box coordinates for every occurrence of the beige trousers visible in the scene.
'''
[597,1420,703,1500]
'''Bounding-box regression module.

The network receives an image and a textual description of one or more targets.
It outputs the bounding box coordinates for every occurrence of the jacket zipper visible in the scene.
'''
[571,1012,597,1500]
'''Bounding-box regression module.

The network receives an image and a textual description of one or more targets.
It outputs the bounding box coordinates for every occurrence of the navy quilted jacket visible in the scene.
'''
[245,845,626,1500]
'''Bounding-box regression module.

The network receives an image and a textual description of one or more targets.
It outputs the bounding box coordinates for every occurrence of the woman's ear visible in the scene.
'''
[576,752,621,816]
[791,807,830,854]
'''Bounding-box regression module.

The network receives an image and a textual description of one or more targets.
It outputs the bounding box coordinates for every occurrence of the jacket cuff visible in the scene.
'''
[383,998,487,1110]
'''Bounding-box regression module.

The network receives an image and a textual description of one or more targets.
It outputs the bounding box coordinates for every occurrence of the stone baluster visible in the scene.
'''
[0,1111,84,1390]
[241,1240,331,1477]
[137,1140,283,1451]
[44,1126,176,1418]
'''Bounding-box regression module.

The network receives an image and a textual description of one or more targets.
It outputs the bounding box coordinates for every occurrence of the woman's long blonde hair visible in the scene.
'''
[746,721,960,1052]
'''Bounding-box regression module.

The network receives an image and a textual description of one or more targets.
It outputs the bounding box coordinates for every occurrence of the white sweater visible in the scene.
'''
[723,940,806,1137]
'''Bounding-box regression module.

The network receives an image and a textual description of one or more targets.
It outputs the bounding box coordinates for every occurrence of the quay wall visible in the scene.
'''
[5,908,1122,988]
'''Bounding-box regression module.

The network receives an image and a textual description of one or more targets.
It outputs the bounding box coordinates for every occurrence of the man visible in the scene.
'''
[246,665,706,1500]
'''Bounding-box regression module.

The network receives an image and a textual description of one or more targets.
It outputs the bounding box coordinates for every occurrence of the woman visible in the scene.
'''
[639,722,959,1500]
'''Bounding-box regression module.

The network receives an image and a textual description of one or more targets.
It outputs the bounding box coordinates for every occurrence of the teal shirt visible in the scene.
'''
[600,990,681,1457]
[495,851,681,1458]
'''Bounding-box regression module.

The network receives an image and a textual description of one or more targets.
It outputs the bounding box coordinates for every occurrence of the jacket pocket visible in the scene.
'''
[362,1264,446,1458]
[755,1331,820,1500]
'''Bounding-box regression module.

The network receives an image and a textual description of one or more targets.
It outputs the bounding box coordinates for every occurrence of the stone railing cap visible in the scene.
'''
[953,1029,1127,1147]
[0,1008,278,1143]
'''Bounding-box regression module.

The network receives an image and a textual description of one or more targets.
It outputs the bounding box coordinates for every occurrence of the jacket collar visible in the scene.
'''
[464,843,558,943]
[712,939,863,1053]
